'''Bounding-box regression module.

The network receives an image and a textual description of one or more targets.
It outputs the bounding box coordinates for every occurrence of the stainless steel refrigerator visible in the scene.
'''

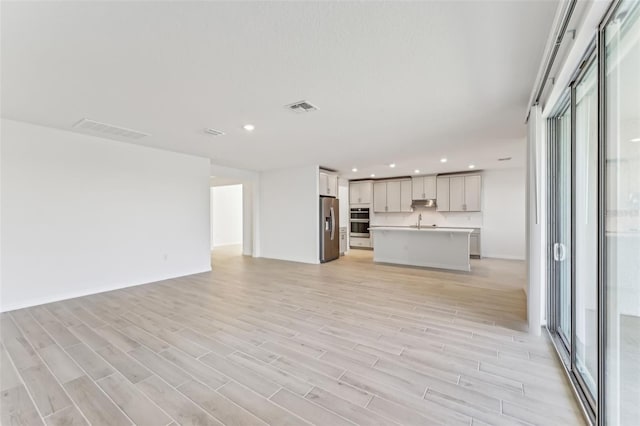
[320,197,340,263]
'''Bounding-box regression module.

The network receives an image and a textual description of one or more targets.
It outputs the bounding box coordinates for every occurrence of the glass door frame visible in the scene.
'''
[547,94,573,360]
[571,51,599,413]
[546,44,599,424]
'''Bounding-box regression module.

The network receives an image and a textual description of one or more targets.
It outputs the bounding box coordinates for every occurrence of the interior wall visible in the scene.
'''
[371,168,526,260]
[1,119,212,312]
[210,184,243,248]
[258,165,319,264]
[527,105,545,335]
[482,168,526,260]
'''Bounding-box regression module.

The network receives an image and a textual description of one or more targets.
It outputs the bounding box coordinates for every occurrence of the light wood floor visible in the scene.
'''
[1,246,585,425]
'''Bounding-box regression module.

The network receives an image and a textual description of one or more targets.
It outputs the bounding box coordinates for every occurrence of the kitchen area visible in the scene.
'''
[318,165,524,271]
[348,172,482,272]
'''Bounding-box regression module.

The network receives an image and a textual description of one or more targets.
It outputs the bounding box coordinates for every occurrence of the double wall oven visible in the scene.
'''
[349,207,370,238]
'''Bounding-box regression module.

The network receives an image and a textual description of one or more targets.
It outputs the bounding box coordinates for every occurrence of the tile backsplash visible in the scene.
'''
[370,209,482,228]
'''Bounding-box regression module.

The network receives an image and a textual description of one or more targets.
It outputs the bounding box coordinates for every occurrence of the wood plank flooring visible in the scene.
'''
[0,246,586,425]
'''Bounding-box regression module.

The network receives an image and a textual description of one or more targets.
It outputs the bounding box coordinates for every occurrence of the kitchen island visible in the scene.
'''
[369,226,474,271]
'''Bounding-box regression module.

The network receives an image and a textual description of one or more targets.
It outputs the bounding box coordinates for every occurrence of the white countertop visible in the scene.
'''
[369,226,474,233]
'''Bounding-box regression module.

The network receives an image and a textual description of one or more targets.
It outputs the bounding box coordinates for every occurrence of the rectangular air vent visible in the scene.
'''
[205,128,225,136]
[285,100,319,113]
[73,118,149,140]
[498,156,513,161]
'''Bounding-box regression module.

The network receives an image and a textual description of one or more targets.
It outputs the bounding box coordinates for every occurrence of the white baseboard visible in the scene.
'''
[0,266,212,313]
[482,254,526,261]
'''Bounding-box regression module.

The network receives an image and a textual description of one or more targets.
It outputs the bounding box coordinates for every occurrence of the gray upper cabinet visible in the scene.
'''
[319,171,338,197]
[411,175,437,200]
[373,182,387,212]
[349,181,372,205]
[438,174,482,212]
[449,176,466,211]
[464,175,482,211]
[386,181,401,212]
[373,179,412,213]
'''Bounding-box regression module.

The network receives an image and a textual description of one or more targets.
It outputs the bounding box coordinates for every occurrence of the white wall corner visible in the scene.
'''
[526,105,545,335]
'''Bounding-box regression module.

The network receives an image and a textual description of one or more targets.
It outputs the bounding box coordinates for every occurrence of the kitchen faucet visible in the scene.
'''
[417,213,422,229]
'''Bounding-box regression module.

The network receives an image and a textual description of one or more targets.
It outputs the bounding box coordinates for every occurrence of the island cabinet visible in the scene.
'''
[369,226,474,271]
[436,174,481,212]
[373,179,412,213]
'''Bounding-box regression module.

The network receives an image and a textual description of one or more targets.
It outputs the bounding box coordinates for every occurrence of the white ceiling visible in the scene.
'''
[1,1,558,179]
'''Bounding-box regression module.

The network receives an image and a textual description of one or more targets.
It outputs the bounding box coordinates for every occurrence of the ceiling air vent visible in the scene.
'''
[205,128,225,136]
[73,118,149,140]
[285,100,318,113]
[498,156,512,162]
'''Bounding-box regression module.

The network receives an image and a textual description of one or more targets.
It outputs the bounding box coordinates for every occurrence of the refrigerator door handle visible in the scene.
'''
[330,206,335,240]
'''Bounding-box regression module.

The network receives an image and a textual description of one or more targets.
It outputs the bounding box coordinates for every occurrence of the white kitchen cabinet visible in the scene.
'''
[350,236,371,248]
[470,232,481,257]
[436,177,450,212]
[438,174,482,212]
[411,175,437,200]
[464,175,482,211]
[373,182,387,212]
[386,181,401,212]
[319,171,338,197]
[349,181,372,205]
[373,180,411,213]
[400,180,412,212]
[449,176,466,211]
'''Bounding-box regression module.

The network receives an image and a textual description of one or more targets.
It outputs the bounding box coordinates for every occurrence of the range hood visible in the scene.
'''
[411,199,437,208]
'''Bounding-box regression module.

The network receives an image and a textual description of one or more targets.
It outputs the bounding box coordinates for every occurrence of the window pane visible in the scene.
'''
[574,59,598,397]
[604,1,640,423]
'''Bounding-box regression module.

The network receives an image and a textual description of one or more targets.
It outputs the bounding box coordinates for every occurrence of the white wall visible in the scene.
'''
[370,168,526,260]
[1,119,211,312]
[210,184,243,248]
[482,168,526,260]
[258,165,319,264]
[527,105,545,335]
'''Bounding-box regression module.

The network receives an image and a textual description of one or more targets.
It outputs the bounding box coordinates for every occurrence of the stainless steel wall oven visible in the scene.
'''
[350,207,370,238]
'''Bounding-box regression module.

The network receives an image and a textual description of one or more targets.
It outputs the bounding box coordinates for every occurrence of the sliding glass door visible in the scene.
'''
[548,56,598,410]
[546,1,640,423]
[603,1,640,423]
[574,57,598,399]
[549,101,573,352]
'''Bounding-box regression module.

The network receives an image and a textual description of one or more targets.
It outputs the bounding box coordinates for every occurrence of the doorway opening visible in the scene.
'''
[210,184,243,261]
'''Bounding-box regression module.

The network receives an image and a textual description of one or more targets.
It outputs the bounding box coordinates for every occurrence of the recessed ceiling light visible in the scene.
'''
[440,158,447,163]
[468,164,475,169]
[414,169,420,174]
[389,163,396,168]
[243,124,255,132]
[370,174,376,177]
[352,168,358,172]
[631,137,640,143]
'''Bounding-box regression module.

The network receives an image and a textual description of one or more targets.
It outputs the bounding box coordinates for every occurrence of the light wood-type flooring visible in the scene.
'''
[1,246,586,425]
